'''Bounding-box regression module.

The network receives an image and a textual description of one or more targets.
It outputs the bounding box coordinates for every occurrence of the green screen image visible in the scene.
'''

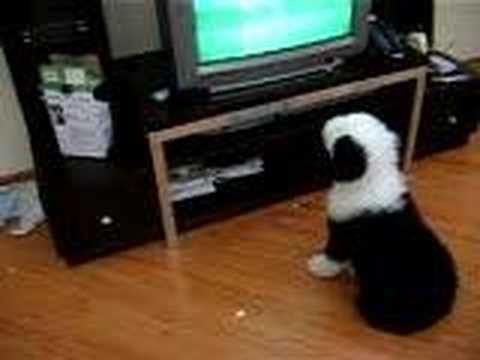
[193,0,354,64]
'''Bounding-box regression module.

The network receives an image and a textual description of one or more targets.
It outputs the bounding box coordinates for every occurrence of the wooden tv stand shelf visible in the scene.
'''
[142,52,428,247]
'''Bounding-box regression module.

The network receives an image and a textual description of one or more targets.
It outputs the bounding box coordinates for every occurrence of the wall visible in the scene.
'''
[434,0,480,59]
[0,47,33,177]
[102,0,162,59]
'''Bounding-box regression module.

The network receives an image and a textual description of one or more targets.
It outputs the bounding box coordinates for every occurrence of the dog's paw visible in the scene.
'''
[308,254,347,279]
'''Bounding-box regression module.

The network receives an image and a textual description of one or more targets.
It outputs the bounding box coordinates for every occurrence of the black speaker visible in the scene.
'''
[416,76,480,157]
[373,0,434,42]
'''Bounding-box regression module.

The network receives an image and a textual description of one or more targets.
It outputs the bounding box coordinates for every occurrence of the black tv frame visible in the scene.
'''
[157,0,372,94]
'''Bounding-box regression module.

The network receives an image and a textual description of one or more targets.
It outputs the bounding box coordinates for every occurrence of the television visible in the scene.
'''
[158,0,372,94]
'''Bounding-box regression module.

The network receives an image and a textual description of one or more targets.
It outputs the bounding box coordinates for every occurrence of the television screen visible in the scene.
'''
[193,0,355,64]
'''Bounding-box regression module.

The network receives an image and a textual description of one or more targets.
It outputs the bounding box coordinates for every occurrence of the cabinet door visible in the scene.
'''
[58,160,161,263]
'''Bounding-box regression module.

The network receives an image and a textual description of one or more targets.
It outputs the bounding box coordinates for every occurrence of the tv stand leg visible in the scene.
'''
[149,138,179,247]
[404,69,427,171]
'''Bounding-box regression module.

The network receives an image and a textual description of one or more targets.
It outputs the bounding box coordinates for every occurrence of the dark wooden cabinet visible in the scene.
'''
[1,0,160,264]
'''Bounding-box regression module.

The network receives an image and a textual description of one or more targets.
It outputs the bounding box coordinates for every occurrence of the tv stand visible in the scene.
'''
[141,52,428,247]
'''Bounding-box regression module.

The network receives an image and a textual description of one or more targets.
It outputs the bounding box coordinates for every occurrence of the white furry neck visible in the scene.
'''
[327,161,408,222]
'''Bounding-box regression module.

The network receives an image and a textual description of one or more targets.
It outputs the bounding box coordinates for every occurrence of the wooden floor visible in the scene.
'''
[1,136,480,360]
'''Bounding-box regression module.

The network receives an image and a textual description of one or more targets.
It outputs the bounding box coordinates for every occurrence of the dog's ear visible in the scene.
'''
[331,135,367,182]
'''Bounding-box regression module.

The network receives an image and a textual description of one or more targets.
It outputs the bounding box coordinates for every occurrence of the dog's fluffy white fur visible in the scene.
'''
[309,113,457,335]
[323,113,408,222]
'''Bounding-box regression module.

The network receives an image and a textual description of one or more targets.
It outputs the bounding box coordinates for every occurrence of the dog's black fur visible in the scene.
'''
[331,135,368,181]
[325,134,457,335]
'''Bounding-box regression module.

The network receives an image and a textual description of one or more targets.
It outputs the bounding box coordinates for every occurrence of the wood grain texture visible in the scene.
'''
[148,138,179,247]
[404,69,427,170]
[0,133,479,360]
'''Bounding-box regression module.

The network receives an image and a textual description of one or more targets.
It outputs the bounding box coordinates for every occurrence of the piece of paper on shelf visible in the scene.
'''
[215,158,264,180]
[43,90,112,158]
[170,177,217,202]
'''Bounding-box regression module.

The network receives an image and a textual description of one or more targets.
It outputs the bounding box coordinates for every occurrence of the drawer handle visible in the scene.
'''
[448,116,458,125]
[77,25,90,33]
[100,216,114,226]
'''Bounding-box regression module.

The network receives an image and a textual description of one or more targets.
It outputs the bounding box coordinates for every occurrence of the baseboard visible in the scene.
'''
[0,169,35,186]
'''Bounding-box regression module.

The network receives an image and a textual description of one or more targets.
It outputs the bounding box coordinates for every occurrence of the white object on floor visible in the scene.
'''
[0,185,16,226]
[235,309,247,319]
[0,181,45,236]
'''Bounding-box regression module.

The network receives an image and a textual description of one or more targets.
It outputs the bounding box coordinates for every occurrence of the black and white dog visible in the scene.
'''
[308,113,457,335]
